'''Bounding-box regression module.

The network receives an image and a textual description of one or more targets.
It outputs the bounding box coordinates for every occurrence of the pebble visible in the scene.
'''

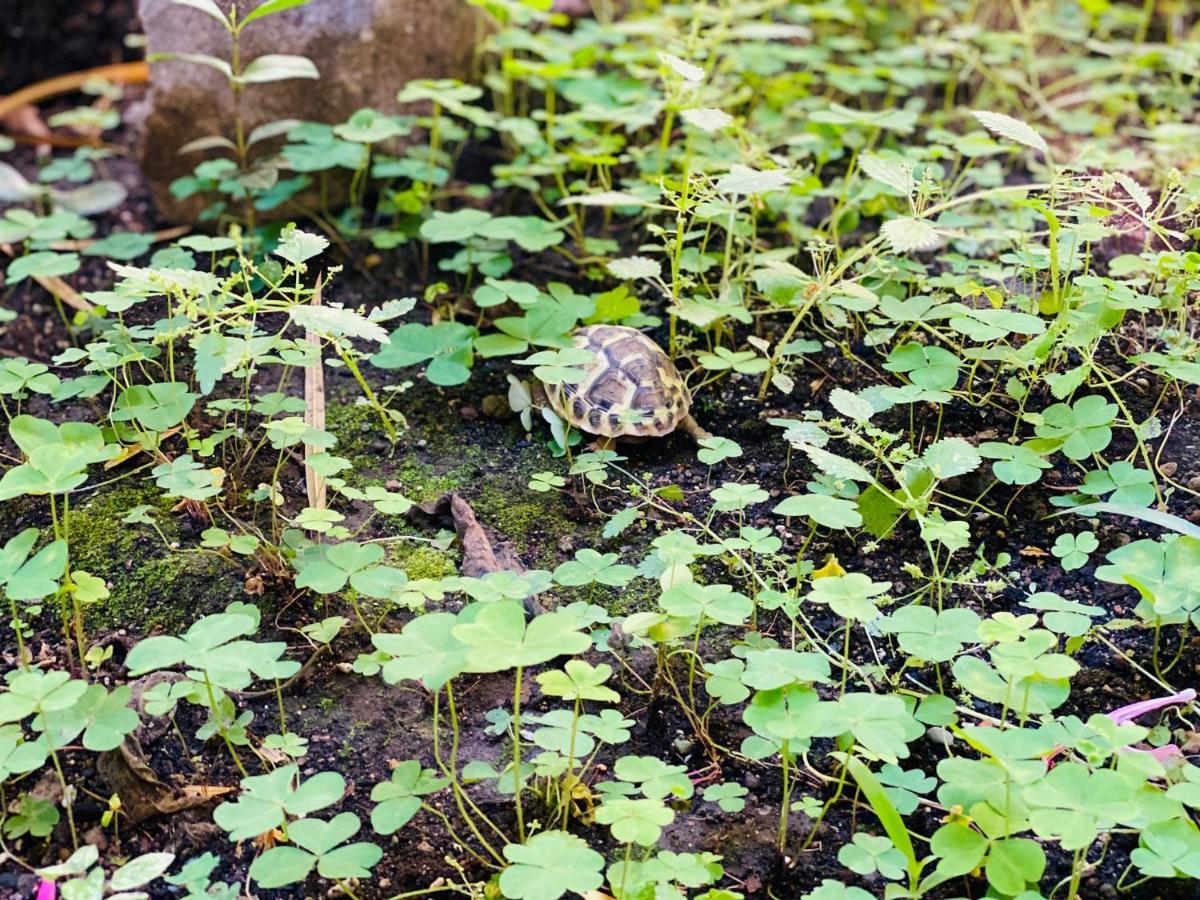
[459,405,478,421]
[926,726,954,747]
[481,394,511,419]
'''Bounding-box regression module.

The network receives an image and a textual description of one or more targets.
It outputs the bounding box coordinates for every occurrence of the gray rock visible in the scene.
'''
[137,0,486,221]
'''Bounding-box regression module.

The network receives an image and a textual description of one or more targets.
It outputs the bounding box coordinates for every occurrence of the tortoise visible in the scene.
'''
[534,324,710,446]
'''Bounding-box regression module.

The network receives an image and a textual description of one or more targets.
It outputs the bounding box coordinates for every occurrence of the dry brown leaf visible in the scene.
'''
[409,492,525,578]
[98,738,232,824]
[103,426,182,469]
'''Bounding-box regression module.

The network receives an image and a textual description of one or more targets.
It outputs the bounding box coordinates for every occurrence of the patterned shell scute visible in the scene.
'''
[548,325,690,438]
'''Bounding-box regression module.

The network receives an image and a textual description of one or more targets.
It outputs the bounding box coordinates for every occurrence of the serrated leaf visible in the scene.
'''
[858,153,914,196]
[971,110,1050,157]
[881,217,941,253]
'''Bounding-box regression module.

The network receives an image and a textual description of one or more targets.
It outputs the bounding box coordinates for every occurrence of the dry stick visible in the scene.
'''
[304,276,328,515]
[0,244,93,314]
[49,225,191,253]
[0,62,150,121]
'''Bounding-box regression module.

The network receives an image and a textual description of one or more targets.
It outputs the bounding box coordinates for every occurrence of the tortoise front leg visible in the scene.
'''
[589,435,618,453]
[680,414,712,443]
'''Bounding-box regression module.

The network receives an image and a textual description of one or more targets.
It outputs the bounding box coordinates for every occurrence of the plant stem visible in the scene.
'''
[512,663,526,841]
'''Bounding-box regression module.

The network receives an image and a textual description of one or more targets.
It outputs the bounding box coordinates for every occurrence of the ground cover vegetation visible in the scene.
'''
[2,0,1200,898]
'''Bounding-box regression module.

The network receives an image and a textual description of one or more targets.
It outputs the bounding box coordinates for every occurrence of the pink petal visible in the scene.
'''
[1107,688,1196,725]
[35,880,56,900]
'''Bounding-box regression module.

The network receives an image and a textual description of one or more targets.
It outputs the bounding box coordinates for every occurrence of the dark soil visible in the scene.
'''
[3,12,1200,900]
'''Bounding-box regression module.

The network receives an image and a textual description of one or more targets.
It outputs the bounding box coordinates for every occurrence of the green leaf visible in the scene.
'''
[660,582,752,626]
[845,756,920,884]
[294,541,385,594]
[113,382,197,432]
[877,605,981,662]
[419,208,492,243]
[453,601,591,672]
[239,0,315,26]
[274,226,329,265]
[985,838,1046,896]
[5,538,67,601]
[858,152,915,196]
[370,760,448,834]
[884,343,960,391]
[818,694,920,763]
[773,493,863,529]
[922,437,981,479]
[971,110,1051,156]
[5,251,81,284]
[536,660,620,703]
[614,755,694,800]
[249,846,316,888]
[594,796,674,845]
[372,321,478,386]
[108,852,175,891]
[499,830,604,900]
[214,765,345,841]
[170,0,229,26]
[1034,395,1117,460]
[929,822,987,880]
[741,649,830,691]
[702,781,749,812]
[881,216,941,253]
[553,549,636,587]
[237,54,319,84]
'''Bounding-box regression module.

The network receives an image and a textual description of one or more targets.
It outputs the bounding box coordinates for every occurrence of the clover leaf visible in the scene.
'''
[370,760,448,834]
[1095,535,1200,620]
[614,755,694,800]
[1079,461,1155,506]
[452,601,590,672]
[979,441,1051,486]
[702,782,748,812]
[536,660,620,703]
[594,796,675,845]
[0,529,67,601]
[0,416,118,500]
[1051,531,1098,571]
[815,693,920,763]
[741,648,831,691]
[552,549,637,587]
[371,321,478,386]
[696,435,742,466]
[214,764,346,841]
[883,343,960,391]
[807,573,891,623]
[838,832,907,880]
[877,605,981,663]
[372,612,469,691]
[250,812,381,888]
[659,582,752,626]
[294,540,385,594]
[710,481,769,511]
[498,830,605,900]
[1033,395,1117,460]
[773,492,863,529]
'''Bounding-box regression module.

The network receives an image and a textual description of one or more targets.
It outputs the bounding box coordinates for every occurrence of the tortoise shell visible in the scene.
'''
[544,325,691,438]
